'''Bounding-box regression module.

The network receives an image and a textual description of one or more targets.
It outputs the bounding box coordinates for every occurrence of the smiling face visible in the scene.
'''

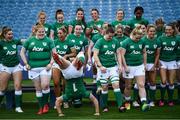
[56,14,64,23]
[76,10,84,21]
[57,29,66,40]
[38,14,46,25]
[115,26,123,36]
[165,25,174,37]
[147,27,156,39]
[105,32,114,41]
[36,27,45,39]
[116,10,124,21]
[4,30,13,41]
[91,10,99,21]
[74,25,82,36]
[134,33,142,41]
[135,10,143,19]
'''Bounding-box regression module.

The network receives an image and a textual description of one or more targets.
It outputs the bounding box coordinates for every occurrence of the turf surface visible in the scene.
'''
[0,101,180,119]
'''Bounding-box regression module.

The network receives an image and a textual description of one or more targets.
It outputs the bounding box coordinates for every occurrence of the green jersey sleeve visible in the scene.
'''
[23,38,30,49]
[93,38,102,50]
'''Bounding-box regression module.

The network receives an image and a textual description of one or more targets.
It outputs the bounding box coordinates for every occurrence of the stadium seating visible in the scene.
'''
[0,0,179,39]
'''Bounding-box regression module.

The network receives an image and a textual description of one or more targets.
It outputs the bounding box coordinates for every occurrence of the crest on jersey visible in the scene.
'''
[56,45,60,48]
[64,45,68,49]
[139,45,142,49]
[130,45,134,49]
[154,44,157,48]
[79,41,83,45]
[72,39,75,43]
[12,45,16,49]
[31,42,35,46]
[43,42,47,46]
[45,27,48,32]
[171,41,175,46]
[112,44,115,49]
[162,42,166,45]
[145,45,149,48]
[103,45,108,48]
[3,47,7,50]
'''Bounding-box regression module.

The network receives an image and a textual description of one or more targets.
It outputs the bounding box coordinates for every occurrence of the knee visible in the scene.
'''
[112,82,119,89]
[14,84,21,90]
[56,97,63,106]
[42,84,50,90]
[138,83,145,89]
[102,85,108,91]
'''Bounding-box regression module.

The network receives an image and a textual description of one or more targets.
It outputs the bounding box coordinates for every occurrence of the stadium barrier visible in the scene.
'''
[4,83,178,109]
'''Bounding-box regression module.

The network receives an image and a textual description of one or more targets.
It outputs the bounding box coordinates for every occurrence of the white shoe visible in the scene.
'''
[15,107,23,113]
[132,101,140,107]
[63,102,69,108]
[149,101,155,107]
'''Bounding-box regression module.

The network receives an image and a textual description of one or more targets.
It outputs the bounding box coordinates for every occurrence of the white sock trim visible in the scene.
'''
[114,88,120,92]
[150,85,156,90]
[42,88,50,94]
[15,90,22,95]
[169,85,174,90]
[160,83,166,88]
[125,96,131,101]
[140,98,147,102]
[101,90,108,94]
[36,91,43,97]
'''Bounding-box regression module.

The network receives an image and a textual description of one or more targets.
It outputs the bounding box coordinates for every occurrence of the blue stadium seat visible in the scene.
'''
[0,0,179,38]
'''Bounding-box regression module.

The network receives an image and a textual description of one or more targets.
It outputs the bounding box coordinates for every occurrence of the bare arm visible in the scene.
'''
[20,47,30,70]
[93,49,101,67]
[93,49,106,73]
[116,49,122,67]
[50,30,54,40]
[121,48,128,71]
[143,47,147,67]
[85,28,92,38]
[68,25,73,34]
[46,48,56,70]
[154,48,160,68]
[87,41,94,63]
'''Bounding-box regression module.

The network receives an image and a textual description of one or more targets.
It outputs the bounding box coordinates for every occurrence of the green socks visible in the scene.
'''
[114,88,123,107]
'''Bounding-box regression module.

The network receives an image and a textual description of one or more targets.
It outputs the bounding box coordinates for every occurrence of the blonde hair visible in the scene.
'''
[130,25,143,37]
[58,26,68,35]
[115,24,124,32]
[38,11,46,18]
[155,18,165,25]
[147,24,156,32]
[33,25,44,35]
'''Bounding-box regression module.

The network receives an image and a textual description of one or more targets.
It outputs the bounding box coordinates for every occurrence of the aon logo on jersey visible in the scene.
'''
[147,50,154,54]
[131,50,140,54]
[57,50,66,55]
[32,46,44,51]
[163,46,174,51]
[105,50,114,55]
[6,50,16,55]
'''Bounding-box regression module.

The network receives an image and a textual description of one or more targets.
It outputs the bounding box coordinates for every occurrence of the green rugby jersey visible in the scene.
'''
[23,36,55,68]
[94,37,120,68]
[0,39,21,67]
